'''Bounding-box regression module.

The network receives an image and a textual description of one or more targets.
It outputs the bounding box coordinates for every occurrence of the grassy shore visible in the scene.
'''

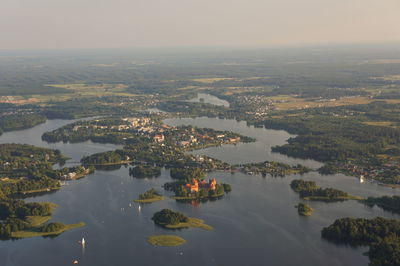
[171,192,225,201]
[25,216,52,227]
[134,196,164,203]
[146,235,186,247]
[11,222,85,238]
[165,218,213,230]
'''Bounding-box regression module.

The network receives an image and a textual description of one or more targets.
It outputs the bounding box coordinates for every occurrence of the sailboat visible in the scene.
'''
[360,175,365,183]
[81,237,85,245]
[138,205,141,212]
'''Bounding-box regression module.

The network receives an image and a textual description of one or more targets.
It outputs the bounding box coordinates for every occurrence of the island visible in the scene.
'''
[321,217,400,265]
[163,167,232,202]
[146,235,187,247]
[134,188,164,203]
[151,209,213,230]
[290,179,362,201]
[295,203,313,216]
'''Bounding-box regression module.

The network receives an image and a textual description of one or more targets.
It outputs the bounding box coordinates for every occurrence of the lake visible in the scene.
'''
[188,93,230,107]
[1,117,399,266]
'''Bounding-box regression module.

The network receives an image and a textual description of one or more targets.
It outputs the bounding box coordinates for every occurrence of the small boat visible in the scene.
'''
[360,175,365,183]
[73,260,79,264]
[81,238,85,245]
[138,205,141,212]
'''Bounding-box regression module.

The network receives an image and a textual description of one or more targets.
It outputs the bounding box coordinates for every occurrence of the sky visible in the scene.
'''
[1,0,400,49]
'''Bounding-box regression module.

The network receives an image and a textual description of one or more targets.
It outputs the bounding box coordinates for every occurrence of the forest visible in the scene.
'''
[321,217,400,265]
[363,196,400,214]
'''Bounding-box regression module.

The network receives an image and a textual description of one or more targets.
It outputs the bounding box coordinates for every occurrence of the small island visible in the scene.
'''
[152,209,213,230]
[290,179,362,201]
[146,235,187,247]
[134,188,164,203]
[295,203,313,216]
[164,167,231,202]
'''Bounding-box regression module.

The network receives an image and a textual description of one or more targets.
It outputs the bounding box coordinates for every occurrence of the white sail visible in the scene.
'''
[82,238,85,245]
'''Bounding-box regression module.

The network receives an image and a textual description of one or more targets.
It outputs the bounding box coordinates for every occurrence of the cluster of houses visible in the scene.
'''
[336,161,400,184]
[150,123,242,149]
[60,167,90,180]
[70,116,242,151]
[73,117,153,132]
[185,178,217,193]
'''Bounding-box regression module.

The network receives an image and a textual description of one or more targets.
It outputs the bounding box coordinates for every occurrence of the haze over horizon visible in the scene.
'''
[1,0,400,50]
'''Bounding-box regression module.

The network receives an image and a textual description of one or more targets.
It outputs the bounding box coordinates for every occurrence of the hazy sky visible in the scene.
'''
[1,0,400,49]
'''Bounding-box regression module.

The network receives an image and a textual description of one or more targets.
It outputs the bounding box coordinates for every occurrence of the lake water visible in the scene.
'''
[1,118,400,266]
[188,93,230,107]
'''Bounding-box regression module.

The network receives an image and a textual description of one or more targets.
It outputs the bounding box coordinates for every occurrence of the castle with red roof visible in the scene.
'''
[185,178,217,193]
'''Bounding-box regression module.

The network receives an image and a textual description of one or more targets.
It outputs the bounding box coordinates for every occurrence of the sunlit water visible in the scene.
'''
[0,118,399,266]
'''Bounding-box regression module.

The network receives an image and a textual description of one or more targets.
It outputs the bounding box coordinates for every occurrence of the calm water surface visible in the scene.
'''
[1,118,399,266]
[188,93,230,107]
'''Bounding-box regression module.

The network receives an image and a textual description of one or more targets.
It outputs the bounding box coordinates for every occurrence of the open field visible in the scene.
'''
[273,96,400,110]
[30,83,134,103]
[362,121,399,128]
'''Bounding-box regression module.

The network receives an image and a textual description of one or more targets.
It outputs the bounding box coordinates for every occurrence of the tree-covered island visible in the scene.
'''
[152,209,213,230]
[322,217,400,265]
[295,203,313,216]
[134,188,164,203]
[290,179,362,201]
[163,167,231,201]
